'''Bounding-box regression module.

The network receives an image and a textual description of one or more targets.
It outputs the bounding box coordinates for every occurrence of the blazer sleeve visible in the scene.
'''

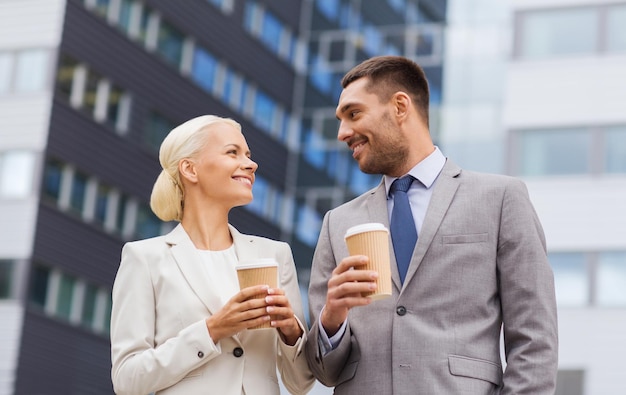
[304,211,358,387]
[274,241,316,395]
[497,178,558,394]
[110,242,219,395]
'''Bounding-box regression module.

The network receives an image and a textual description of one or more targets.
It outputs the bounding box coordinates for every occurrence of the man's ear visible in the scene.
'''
[179,158,198,184]
[392,91,411,122]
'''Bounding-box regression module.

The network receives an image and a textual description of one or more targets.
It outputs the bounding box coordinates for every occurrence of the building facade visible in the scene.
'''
[440,0,626,394]
[0,0,446,394]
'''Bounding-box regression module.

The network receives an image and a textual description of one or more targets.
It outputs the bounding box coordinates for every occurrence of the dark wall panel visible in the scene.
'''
[15,312,112,395]
[145,0,296,104]
[34,204,124,286]
[59,2,290,188]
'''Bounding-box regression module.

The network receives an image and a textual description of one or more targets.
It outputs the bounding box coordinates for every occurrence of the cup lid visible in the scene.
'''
[236,258,278,270]
[344,222,389,238]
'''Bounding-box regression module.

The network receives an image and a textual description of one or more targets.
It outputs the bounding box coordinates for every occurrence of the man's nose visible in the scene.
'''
[337,122,352,142]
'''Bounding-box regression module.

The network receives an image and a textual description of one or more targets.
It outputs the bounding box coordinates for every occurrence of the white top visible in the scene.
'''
[197,245,239,307]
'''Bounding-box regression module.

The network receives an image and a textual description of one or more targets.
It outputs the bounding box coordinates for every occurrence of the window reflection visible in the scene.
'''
[519,8,597,58]
[518,129,590,176]
[607,5,626,53]
[0,150,36,198]
[597,252,626,306]
[549,252,588,306]
[0,53,12,94]
[604,127,626,173]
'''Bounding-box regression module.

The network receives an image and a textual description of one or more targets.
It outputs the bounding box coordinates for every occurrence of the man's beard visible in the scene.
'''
[357,112,409,176]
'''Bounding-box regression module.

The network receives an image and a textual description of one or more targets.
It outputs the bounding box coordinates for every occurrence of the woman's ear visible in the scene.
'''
[179,158,198,184]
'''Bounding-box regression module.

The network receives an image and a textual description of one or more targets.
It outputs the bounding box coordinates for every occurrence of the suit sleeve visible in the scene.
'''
[110,243,219,395]
[274,242,316,395]
[305,211,357,386]
[497,179,558,394]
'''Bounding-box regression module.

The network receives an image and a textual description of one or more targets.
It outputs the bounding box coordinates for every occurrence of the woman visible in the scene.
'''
[110,115,314,395]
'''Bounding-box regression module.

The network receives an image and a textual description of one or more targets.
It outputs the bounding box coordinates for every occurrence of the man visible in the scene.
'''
[305,56,558,394]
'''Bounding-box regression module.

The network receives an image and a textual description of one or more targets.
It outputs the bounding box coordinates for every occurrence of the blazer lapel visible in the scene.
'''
[365,180,404,291]
[402,159,462,288]
[165,224,224,315]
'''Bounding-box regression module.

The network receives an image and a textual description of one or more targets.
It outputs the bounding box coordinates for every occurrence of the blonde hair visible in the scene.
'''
[150,115,242,222]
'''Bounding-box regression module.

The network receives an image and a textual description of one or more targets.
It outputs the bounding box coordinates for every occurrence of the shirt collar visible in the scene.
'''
[385,146,446,198]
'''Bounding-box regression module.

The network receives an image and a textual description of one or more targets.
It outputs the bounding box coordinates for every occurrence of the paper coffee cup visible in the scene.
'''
[344,223,392,300]
[236,259,278,329]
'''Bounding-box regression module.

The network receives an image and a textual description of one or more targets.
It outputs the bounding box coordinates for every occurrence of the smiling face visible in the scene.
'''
[186,122,258,209]
[335,77,410,176]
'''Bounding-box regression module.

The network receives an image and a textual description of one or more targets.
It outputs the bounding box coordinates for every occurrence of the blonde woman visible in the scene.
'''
[110,115,314,395]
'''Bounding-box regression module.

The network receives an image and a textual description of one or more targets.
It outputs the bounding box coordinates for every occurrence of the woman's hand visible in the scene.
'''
[205,285,270,343]
[265,288,303,346]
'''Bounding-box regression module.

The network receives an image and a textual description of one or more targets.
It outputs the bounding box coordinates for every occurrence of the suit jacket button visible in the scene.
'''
[233,347,244,357]
[396,306,407,316]
[197,351,204,358]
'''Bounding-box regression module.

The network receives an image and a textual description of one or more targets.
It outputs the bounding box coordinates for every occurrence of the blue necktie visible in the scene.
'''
[390,176,418,284]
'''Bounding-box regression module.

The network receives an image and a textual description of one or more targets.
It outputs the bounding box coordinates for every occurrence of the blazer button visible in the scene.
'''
[396,306,407,316]
[197,351,204,358]
[233,347,244,357]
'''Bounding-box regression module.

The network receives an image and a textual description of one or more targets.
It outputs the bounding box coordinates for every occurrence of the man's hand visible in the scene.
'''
[321,255,378,336]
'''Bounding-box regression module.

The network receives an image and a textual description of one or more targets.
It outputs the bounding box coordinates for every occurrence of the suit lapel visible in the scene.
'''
[402,160,462,288]
[365,181,404,291]
[166,224,229,316]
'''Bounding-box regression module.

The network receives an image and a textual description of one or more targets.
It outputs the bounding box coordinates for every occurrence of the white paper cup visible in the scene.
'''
[236,259,278,329]
[344,223,392,300]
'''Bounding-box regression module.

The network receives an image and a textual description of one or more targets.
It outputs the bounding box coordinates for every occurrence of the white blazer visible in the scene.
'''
[111,224,314,395]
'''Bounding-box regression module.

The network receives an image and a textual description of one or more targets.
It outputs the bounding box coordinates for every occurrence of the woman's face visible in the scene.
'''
[190,122,258,208]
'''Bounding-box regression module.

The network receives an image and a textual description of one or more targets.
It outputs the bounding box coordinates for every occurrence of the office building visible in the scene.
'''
[0,0,446,393]
[440,0,626,393]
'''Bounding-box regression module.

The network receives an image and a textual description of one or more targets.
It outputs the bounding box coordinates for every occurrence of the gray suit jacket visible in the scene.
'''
[306,159,558,394]
[111,224,314,395]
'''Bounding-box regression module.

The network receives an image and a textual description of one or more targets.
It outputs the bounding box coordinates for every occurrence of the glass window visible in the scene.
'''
[56,54,79,100]
[519,8,598,58]
[157,21,184,68]
[144,112,175,153]
[303,129,326,170]
[101,292,112,334]
[605,126,626,173]
[253,91,275,132]
[116,194,129,234]
[135,204,162,239]
[0,150,36,198]
[518,128,590,176]
[81,283,99,328]
[0,260,13,299]
[92,0,112,18]
[15,49,48,92]
[607,5,626,53]
[70,171,88,215]
[317,0,340,21]
[191,47,218,93]
[105,83,124,128]
[549,252,588,306]
[248,175,268,216]
[596,252,626,306]
[296,204,322,247]
[30,265,50,308]
[56,273,76,320]
[43,160,63,202]
[118,0,134,34]
[83,69,101,116]
[94,184,110,226]
[0,52,13,94]
[260,12,282,54]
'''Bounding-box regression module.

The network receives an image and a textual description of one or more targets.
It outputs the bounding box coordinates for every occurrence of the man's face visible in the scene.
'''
[335,78,409,176]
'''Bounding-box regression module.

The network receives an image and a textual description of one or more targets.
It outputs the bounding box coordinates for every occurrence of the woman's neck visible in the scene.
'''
[181,202,232,250]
